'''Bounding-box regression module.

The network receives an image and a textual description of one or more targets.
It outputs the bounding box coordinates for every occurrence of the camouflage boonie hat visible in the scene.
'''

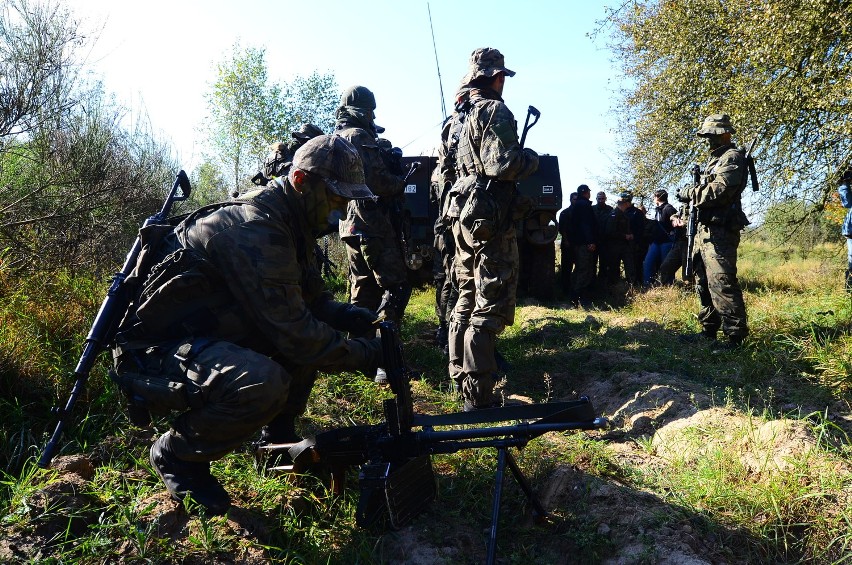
[292,135,374,200]
[292,123,323,141]
[697,114,736,136]
[467,47,515,81]
[339,85,376,111]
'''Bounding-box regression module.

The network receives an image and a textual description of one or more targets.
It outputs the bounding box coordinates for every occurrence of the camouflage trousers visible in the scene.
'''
[342,233,410,327]
[693,225,748,338]
[434,224,458,324]
[448,218,518,406]
[114,340,293,462]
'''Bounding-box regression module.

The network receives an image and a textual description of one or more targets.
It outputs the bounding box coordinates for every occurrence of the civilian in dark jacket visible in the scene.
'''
[643,189,678,286]
[557,192,578,295]
[568,185,598,305]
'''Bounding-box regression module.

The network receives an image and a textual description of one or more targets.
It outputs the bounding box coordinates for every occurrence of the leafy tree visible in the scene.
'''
[189,159,229,206]
[601,0,852,222]
[203,43,286,194]
[202,44,338,193]
[0,0,82,145]
[0,1,178,274]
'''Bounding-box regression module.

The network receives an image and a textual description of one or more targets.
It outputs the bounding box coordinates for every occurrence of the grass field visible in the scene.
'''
[1,238,851,563]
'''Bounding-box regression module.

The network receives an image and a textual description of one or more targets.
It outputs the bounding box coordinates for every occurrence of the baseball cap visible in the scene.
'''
[292,135,374,200]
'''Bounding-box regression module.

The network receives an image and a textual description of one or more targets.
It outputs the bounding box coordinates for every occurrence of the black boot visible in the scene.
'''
[711,335,745,352]
[436,323,449,357]
[150,432,230,515]
[259,413,301,445]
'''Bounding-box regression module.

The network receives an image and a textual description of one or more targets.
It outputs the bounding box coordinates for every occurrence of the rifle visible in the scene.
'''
[258,321,606,565]
[38,171,192,469]
[684,164,701,279]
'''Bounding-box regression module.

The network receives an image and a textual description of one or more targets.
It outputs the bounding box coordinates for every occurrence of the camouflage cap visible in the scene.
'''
[467,47,515,81]
[617,191,633,203]
[292,135,374,200]
[292,123,324,141]
[339,85,376,111]
[697,114,736,136]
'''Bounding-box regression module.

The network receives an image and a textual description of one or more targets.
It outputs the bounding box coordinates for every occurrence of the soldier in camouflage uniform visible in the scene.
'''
[446,48,539,410]
[261,123,325,180]
[433,87,471,358]
[335,87,411,376]
[111,135,382,515]
[678,114,749,350]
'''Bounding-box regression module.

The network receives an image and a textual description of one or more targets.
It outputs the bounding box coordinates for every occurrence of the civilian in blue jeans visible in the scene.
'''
[839,168,852,292]
[643,189,677,286]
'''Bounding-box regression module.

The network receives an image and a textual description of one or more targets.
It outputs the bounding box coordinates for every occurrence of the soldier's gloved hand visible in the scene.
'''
[344,337,384,375]
[336,304,378,336]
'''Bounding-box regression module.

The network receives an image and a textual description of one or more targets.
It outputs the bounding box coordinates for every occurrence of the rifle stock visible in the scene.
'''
[38,171,192,469]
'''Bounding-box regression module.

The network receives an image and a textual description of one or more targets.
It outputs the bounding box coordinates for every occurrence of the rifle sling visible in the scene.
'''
[411,400,595,428]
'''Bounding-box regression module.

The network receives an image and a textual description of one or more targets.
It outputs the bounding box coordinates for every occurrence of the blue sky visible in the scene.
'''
[73,0,623,200]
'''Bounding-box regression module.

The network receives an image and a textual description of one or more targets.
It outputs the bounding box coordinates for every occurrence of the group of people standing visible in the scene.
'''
[558,186,686,305]
[99,40,757,516]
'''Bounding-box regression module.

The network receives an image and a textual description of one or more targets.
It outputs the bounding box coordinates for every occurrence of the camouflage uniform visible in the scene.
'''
[447,48,538,408]
[261,123,324,180]
[680,114,749,342]
[112,136,380,513]
[433,88,470,357]
[336,86,411,332]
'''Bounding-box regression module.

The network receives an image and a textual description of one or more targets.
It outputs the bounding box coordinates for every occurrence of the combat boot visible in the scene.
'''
[711,335,745,352]
[150,432,230,515]
[435,323,449,357]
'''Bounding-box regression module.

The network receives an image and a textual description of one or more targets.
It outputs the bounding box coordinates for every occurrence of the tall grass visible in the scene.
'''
[1,238,851,562]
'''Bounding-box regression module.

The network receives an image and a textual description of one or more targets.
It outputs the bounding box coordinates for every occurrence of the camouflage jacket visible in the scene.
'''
[121,183,370,371]
[455,88,539,185]
[681,143,748,229]
[687,143,746,210]
[336,123,404,240]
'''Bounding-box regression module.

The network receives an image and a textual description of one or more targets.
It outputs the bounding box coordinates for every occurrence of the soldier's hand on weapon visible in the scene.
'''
[337,304,379,336]
[676,185,692,203]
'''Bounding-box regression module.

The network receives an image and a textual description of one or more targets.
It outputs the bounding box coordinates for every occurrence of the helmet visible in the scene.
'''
[467,47,515,81]
[697,114,736,136]
[292,135,373,200]
[292,123,324,141]
[339,85,376,111]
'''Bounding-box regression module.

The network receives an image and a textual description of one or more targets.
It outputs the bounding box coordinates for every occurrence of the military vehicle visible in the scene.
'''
[398,155,562,300]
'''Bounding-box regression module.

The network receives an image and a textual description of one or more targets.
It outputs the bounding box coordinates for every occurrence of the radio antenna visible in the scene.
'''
[427,3,447,121]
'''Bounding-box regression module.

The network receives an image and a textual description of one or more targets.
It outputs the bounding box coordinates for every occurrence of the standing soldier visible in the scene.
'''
[446,47,539,411]
[335,86,411,381]
[433,87,471,358]
[567,185,598,307]
[605,191,639,287]
[678,114,749,350]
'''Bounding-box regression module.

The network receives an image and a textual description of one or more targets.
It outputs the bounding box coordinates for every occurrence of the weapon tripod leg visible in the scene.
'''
[486,447,508,565]
[505,449,548,522]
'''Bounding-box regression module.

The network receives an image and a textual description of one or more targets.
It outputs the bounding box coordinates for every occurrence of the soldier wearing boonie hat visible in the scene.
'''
[111,133,383,516]
[447,47,539,411]
[678,113,749,350]
[261,124,326,181]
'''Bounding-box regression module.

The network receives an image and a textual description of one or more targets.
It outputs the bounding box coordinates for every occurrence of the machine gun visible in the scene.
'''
[38,171,192,469]
[258,321,606,565]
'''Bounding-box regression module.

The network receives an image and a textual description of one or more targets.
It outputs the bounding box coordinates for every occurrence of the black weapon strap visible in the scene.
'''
[411,399,595,427]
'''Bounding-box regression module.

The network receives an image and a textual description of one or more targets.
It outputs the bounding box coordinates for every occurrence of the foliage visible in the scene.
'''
[759,197,839,256]
[601,0,852,224]
[0,0,178,274]
[188,159,230,206]
[201,42,338,194]
[0,0,82,143]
